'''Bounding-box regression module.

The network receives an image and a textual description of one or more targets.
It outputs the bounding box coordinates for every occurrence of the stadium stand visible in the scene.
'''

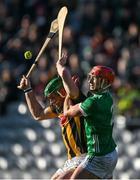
[0,102,66,179]
[0,102,140,179]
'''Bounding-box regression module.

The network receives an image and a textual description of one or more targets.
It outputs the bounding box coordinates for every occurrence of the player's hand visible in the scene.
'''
[57,53,67,66]
[56,53,68,77]
[17,75,31,90]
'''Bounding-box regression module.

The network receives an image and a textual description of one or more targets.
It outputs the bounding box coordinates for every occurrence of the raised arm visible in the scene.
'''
[63,95,82,117]
[56,53,79,99]
[17,76,57,120]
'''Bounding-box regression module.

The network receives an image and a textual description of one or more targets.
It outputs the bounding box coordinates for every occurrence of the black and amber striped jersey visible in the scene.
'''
[50,92,87,159]
[60,115,87,159]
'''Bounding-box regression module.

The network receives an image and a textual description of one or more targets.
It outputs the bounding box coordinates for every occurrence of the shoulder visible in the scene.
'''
[72,91,86,104]
[81,95,96,109]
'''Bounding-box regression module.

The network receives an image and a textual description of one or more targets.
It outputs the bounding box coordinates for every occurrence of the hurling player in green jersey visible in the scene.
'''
[63,65,118,179]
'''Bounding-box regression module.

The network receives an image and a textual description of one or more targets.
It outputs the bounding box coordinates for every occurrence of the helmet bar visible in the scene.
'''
[56,90,65,98]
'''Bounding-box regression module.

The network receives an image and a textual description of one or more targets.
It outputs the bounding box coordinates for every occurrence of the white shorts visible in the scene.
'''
[55,154,86,175]
[81,149,118,179]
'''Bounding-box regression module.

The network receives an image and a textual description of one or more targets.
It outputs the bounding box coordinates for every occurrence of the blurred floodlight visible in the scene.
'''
[24,128,37,141]
[126,144,138,157]
[35,157,47,170]
[43,129,56,142]
[116,155,131,171]
[17,157,28,170]
[54,157,65,168]
[40,120,51,128]
[32,144,42,156]
[49,143,61,156]
[116,158,124,170]
[0,157,8,169]
[12,143,23,156]
[133,158,140,170]
[116,115,126,129]
[122,130,133,143]
[18,103,27,114]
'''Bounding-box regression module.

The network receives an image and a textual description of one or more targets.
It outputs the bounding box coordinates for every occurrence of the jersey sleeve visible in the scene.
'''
[79,97,96,117]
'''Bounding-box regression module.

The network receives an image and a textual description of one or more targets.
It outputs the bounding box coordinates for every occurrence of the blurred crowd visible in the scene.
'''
[0,0,140,120]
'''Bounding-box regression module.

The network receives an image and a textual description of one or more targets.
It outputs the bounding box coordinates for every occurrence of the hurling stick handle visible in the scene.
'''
[26,36,51,78]
[26,19,58,78]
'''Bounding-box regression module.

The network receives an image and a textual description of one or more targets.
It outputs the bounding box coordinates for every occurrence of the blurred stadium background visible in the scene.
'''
[0,0,140,179]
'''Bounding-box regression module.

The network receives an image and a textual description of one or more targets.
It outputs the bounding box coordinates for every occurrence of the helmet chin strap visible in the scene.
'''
[100,79,111,91]
[101,79,105,88]
[57,90,65,98]
[101,84,111,91]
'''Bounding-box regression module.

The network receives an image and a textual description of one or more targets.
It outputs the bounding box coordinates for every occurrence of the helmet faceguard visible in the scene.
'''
[88,66,115,92]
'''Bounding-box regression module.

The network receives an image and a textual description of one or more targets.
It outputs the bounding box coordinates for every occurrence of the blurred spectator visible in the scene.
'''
[0,0,140,123]
[117,83,140,119]
[0,68,18,116]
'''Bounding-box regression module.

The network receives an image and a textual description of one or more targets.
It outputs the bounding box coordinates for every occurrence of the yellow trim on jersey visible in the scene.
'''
[61,127,72,159]
[60,116,72,159]
[66,122,81,157]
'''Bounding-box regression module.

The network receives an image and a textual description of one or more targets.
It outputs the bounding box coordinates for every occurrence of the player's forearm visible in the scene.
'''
[56,54,79,99]
[61,68,79,99]
[25,91,44,120]
[64,103,81,117]
[63,95,71,113]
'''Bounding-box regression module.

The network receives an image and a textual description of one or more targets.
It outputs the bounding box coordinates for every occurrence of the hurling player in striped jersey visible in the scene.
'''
[18,54,87,179]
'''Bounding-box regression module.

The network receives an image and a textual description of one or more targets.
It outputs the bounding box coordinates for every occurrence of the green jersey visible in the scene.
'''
[80,91,116,157]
